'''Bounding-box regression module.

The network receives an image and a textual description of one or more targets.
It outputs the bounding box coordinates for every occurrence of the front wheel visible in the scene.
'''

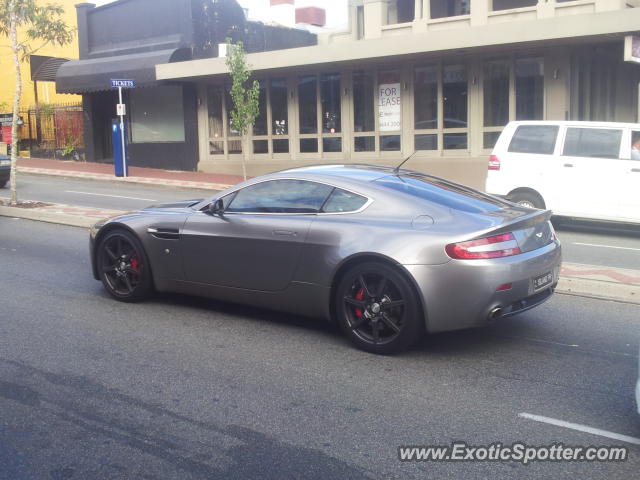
[335,262,425,354]
[97,229,153,302]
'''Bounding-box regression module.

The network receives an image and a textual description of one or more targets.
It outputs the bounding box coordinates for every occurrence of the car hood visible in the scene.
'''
[142,199,203,212]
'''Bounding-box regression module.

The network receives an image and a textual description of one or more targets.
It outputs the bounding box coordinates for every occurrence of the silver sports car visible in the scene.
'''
[90,165,561,354]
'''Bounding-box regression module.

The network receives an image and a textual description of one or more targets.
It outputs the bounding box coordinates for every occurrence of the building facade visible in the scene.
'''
[56,0,640,188]
[55,0,316,170]
[0,0,80,112]
[156,0,640,188]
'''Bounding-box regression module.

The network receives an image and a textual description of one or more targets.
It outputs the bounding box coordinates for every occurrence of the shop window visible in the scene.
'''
[321,73,341,133]
[356,5,365,39]
[253,80,267,136]
[443,64,467,128]
[299,73,342,154]
[443,133,467,150]
[414,65,438,130]
[273,138,289,153]
[387,0,415,24]
[430,0,469,19]
[381,135,401,151]
[492,0,536,11]
[253,140,268,154]
[270,78,288,136]
[515,58,544,120]
[207,86,224,154]
[483,60,509,127]
[483,132,501,150]
[130,86,185,143]
[415,134,437,150]
[355,136,375,152]
[298,75,317,134]
[300,138,318,153]
[353,71,375,132]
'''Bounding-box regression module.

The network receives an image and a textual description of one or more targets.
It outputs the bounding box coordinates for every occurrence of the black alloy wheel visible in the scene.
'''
[97,229,152,302]
[336,262,424,354]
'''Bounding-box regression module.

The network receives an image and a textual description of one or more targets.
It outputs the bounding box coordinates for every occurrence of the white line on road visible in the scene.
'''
[572,242,640,252]
[518,413,640,446]
[65,190,157,202]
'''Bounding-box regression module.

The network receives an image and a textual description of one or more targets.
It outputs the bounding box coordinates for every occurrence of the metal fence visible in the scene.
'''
[19,102,84,160]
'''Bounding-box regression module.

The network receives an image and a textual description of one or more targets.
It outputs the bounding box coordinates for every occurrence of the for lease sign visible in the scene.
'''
[378,83,401,132]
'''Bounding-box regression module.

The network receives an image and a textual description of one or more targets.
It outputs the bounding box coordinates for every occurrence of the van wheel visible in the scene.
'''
[508,192,543,209]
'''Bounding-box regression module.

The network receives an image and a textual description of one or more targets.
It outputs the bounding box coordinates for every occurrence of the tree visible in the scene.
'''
[0,0,73,204]
[224,38,259,181]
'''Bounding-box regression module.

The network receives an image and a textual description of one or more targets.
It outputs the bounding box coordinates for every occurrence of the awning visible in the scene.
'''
[56,48,191,94]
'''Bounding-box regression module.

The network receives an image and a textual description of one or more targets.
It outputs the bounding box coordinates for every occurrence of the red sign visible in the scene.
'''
[1,126,11,144]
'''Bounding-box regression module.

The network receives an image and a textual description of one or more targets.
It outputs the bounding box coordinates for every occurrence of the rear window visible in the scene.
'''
[322,188,368,213]
[374,175,510,213]
[508,125,558,154]
[563,127,622,159]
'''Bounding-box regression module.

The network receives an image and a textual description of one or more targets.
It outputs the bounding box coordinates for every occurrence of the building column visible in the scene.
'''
[544,48,570,121]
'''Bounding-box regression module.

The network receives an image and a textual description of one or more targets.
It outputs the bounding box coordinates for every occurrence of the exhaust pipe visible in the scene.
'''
[488,307,503,321]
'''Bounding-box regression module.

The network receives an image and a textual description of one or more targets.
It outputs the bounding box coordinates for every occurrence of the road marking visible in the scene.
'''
[573,242,640,252]
[65,190,157,202]
[518,413,640,446]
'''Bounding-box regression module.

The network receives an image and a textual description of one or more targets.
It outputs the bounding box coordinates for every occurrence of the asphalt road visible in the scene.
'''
[1,218,639,479]
[0,173,212,211]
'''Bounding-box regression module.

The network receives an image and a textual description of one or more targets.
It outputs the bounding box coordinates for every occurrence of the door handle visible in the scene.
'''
[563,163,573,168]
[273,230,296,237]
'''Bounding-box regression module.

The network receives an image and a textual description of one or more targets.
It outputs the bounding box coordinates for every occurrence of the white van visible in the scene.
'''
[486,121,640,224]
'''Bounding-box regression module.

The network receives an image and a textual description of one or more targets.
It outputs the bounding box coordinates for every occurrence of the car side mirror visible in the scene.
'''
[208,199,225,216]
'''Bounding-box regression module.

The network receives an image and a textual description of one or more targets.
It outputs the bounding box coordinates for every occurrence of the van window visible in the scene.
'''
[563,128,622,159]
[507,125,558,154]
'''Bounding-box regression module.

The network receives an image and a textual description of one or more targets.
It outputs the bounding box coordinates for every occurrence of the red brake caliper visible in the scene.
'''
[130,256,140,271]
[354,287,365,318]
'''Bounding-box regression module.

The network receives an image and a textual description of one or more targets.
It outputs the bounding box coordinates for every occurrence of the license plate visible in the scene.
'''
[533,271,553,290]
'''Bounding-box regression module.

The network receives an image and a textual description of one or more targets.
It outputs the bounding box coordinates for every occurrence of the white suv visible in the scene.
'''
[486,121,640,224]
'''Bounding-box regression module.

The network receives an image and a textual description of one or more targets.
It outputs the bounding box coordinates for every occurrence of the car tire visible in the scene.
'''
[97,229,153,302]
[335,261,424,354]
[508,191,544,209]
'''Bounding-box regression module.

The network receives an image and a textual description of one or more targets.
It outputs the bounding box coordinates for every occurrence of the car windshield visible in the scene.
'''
[374,174,510,213]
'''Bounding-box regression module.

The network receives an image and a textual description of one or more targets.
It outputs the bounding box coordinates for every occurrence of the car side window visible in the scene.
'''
[631,131,640,161]
[508,125,558,154]
[226,179,333,214]
[563,127,622,159]
[322,188,368,213]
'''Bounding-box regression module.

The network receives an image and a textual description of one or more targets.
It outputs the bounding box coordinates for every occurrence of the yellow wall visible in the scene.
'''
[0,0,80,113]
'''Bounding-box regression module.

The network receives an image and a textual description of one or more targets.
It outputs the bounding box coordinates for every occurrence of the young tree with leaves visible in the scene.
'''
[0,0,73,204]
[224,38,259,181]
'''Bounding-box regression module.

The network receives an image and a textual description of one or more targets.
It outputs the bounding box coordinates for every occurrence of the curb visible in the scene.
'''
[17,167,233,191]
[2,207,639,306]
[0,206,96,228]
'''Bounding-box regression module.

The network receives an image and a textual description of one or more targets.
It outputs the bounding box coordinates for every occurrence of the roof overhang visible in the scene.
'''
[56,48,191,94]
[157,9,640,81]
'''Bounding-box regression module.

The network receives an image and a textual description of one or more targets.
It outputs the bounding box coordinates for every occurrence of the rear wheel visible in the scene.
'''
[335,262,424,354]
[97,229,153,302]
[508,191,544,209]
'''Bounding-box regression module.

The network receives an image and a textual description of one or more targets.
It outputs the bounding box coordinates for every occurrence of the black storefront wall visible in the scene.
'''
[82,84,198,172]
[127,84,198,172]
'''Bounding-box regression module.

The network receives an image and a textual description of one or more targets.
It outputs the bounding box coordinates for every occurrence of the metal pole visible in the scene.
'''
[118,86,127,177]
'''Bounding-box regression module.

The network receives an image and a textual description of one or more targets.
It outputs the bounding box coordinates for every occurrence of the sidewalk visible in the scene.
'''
[17,157,243,191]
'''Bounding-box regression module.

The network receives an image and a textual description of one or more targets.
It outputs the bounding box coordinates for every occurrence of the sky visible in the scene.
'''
[92,0,349,29]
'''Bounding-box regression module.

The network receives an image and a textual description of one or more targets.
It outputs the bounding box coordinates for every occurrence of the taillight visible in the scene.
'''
[445,232,521,260]
[488,155,500,171]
